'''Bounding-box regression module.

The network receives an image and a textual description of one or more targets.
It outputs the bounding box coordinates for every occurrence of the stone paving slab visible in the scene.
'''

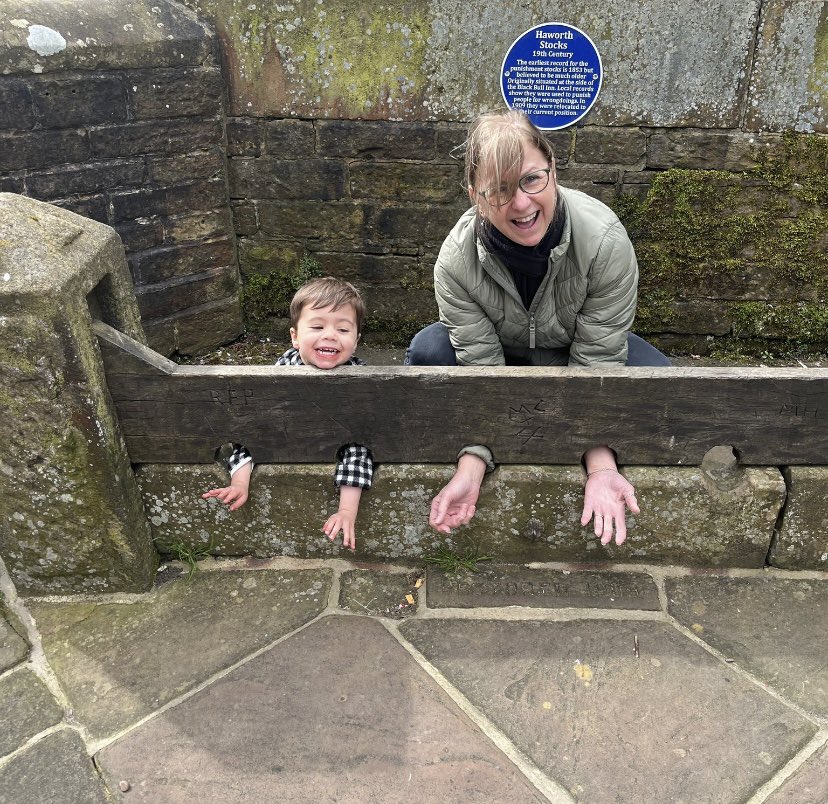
[96,615,545,803]
[338,568,421,618]
[0,668,63,758]
[29,568,332,741]
[0,729,108,804]
[0,612,27,672]
[765,740,828,804]
[426,566,660,610]
[400,618,817,804]
[665,575,828,716]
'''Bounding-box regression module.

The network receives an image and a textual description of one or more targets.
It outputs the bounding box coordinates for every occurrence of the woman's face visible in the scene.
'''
[473,143,557,247]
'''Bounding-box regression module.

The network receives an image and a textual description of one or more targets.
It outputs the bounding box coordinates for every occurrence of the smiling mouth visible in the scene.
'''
[316,347,340,355]
[512,211,539,229]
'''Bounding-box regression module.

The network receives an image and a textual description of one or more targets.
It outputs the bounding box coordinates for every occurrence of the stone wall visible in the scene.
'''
[0,0,825,355]
[0,0,243,356]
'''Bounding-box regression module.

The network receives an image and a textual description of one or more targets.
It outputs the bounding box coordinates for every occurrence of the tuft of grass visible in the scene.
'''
[424,544,493,573]
[156,538,214,580]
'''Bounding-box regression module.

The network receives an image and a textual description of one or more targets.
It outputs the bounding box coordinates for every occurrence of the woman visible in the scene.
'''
[406,110,670,546]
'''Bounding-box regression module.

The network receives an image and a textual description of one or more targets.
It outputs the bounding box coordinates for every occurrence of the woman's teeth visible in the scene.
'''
[513,211,538,228]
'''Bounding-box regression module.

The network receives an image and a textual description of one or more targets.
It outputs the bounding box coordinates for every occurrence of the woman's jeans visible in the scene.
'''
[405,322,672,367]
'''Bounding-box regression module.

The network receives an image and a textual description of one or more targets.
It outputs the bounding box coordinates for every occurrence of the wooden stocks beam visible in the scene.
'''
[93,321,828,466]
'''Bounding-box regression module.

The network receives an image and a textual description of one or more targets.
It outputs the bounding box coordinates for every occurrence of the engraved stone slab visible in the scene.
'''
[666,575,828,717]
[0,730,108,804]
[427,566,660,610]
[30,569,332,741]
[400,618,817,804]
[0,669,63,758]
[96,616,544,803]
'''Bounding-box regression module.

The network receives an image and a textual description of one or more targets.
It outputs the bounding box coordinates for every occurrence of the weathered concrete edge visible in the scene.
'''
[138,463,793,569]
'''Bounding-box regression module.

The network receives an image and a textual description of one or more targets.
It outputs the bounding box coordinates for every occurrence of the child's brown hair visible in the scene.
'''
[290,276,366,332]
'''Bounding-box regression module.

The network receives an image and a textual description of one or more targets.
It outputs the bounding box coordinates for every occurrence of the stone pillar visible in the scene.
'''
[0,193,156,594]
[769,468,828,571]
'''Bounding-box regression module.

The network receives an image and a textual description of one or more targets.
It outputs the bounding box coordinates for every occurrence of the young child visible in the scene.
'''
[201,277,373,550]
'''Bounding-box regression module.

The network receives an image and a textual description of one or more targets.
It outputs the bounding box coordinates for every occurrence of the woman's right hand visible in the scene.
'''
[429,453,488,533]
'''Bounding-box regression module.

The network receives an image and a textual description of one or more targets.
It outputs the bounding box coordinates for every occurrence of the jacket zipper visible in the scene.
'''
[529,314,536,349]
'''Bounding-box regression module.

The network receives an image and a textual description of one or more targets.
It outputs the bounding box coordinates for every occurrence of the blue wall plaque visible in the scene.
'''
[501,23,603,131]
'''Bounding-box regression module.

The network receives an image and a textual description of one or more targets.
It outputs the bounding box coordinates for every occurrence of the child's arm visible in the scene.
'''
[324,443,373,550]
[201,444,253,511]
[323,485,362,550]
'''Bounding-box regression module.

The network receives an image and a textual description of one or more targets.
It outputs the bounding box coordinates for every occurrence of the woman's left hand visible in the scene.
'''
[581,469,639,545]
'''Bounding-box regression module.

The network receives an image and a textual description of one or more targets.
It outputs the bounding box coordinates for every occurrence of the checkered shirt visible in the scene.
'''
[224,348,373,489]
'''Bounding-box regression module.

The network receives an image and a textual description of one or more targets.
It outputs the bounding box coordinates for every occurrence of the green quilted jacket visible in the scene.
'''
[434,185,638,366]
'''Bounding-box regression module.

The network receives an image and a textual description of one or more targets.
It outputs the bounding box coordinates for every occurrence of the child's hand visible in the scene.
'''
[323,510,357,550]
[324,485,362,550]
[202,484,248,510]
[202,463,251,511]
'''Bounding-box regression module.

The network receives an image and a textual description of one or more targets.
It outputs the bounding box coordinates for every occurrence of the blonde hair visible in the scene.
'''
[464,110,556,210]
[290,276,366,331]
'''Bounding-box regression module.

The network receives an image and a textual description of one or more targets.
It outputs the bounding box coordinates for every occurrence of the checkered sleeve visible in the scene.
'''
[225,443,253,477]
[334,443,374,489]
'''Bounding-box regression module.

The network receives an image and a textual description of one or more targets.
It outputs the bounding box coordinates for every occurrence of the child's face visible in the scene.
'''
[290,303,360,369]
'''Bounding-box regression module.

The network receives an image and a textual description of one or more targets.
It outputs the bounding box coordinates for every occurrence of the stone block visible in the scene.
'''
[238,238,304,276]
[129,238,234,285]
[556,165,619,204]
[232,201,259,236]
[374,202,468,248]
[350,162,463,203]
[25,159,145,200]
[339,568,421,618]
[666,575,828,716]
[434,123,468,162]
[30,569,332,740]
[647,130,781,170]
[163,208,233,244]
[126,66,224,120]
[89,118,222,158]
[765,743,828,804]
[111,179,226,223]
[317,120,436,159]
[31,75,127,129]
[746,0,827,132]
[114,219,164,253]
[310,251,425,287]
[0,128,90,171]
[166,297,245,356]
[575,127,646,164]
[134,265,240,320]
[227,119,264,156]
[258,200,368,240]
[136,463,785,568]
[0,613,27,673]
[95,617,542,801]
[0,730,108,804]
[0,0,216,75]
[668,299,734,335]
[0,669,63,757]
[0,78,35,130]
[361,285,438,323]
[229,158,346,200]
[427,566,660,610]
[770,467,828,570]
[0,173,24,193]
[52,195,109,224]
[264,119,315,156]
[400,617,816,803]
[147,149,225,184]
[0,194,155,594]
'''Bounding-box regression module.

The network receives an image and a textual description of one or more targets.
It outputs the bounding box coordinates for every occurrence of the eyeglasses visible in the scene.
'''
[479,167,552,207]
